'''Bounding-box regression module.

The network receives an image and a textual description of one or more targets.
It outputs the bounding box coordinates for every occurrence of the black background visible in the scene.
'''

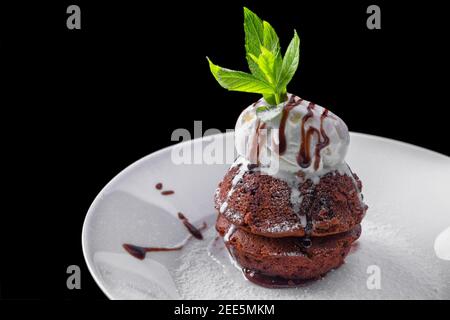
[1,0,448,301]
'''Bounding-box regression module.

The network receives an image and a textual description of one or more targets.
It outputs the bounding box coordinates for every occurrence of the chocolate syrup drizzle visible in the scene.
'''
[297,102,316,168]
[247,119,268,168]
[277,98,331,171]
[278,95,301,155]
[123,213,206,260]
[314,109,330,170]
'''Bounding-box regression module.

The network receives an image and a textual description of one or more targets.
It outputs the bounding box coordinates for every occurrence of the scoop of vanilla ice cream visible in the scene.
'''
[234,94,350,174]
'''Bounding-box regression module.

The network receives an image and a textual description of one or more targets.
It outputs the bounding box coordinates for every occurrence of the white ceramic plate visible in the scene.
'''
[82,132,450,299]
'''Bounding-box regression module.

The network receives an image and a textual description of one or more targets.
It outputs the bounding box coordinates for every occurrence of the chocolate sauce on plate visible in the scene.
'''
[155,182,163,190]
[123,213,206,260]
[123,243,184,260]
[243,268,310,288]
[161,190,174,195]
[178,212,203,240]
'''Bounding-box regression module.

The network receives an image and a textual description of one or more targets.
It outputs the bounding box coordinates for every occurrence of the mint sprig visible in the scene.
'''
[207,7,300,106]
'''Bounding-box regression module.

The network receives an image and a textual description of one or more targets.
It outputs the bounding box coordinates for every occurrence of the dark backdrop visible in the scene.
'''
[1,0,447,299]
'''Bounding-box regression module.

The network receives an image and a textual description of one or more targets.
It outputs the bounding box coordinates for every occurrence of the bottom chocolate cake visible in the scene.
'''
[216,214,361,287]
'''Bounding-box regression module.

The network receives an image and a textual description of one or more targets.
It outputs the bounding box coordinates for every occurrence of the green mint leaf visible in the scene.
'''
[263,21,280,54]
[244,8,284,104]
[262,21,283,86]
[257,47,277,84]
[207,57,274,94]
[263,94,277,106]
[243,7,264,59]
[243,7,266,80]
[208,8,301,106]
[246,55,266,81]
[256,106,270,113]
[276,30,300,93]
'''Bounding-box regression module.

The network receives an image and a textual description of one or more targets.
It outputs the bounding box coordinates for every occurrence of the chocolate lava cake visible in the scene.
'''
[208,8,368,286]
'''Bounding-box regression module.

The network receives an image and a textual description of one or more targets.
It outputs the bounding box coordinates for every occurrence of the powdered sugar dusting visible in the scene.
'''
[169,214,449,299]
[264,220,303,233]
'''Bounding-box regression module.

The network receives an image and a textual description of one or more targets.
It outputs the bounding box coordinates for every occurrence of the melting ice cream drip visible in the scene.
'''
[219,158,249,214]
[224,224,237,243]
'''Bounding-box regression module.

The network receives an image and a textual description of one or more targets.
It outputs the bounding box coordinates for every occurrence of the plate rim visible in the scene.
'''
[81,131,449,299]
